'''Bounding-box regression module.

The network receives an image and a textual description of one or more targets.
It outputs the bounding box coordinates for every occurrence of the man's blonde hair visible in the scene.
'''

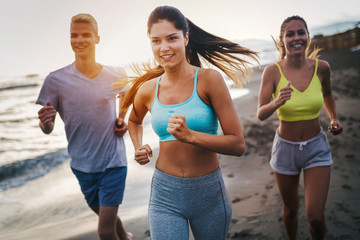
[71,13,98,35]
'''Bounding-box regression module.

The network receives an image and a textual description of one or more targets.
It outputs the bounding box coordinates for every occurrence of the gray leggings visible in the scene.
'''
[149,167,232,240]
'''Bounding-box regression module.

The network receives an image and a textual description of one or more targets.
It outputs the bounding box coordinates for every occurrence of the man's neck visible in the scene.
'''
[74,56,102,79]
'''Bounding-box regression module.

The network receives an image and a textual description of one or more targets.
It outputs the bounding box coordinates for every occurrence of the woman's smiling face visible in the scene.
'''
[282,20,309,55]
[149,19,188,69]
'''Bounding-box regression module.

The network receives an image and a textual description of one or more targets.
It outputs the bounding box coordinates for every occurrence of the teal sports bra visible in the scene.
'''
[273,59,324,122]
[151,67,218,142]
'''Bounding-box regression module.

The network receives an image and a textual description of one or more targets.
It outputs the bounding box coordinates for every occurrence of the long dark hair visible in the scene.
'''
[116,5,259,111]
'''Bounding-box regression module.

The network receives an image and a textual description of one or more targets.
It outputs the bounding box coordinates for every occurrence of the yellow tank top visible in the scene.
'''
[272,59,324,122]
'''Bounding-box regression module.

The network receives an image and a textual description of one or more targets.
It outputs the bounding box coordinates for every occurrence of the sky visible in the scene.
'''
[0,0,359,78]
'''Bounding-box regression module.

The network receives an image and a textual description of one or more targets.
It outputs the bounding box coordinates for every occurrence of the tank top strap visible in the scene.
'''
[313,59,318,76]
[193,67,200,95]
[155,68,200,99]
[154,75,161,101]
[275,62,285,78]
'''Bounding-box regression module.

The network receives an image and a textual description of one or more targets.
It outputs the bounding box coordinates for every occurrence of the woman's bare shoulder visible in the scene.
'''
[262,62,282,82]
[317,59,331,72]
[137,78,157,94]
[198,68,223,82]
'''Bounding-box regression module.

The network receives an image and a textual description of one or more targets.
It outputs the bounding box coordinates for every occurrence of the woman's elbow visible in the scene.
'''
[257,109,271,121]
[257,113,267,121]
[224,134,245,156]
[233,141,246,157]
[256,108,264,121]
[257,105,271,121]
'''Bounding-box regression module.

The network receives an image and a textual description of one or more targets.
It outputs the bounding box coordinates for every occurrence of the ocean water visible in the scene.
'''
[0,60,263,193]
[2,20,354,188]
[0,47,276,239]
[0,21,357,239]
[0,76,69,191]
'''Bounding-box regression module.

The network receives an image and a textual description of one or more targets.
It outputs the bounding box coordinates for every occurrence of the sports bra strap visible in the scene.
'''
[275,59,319,78]
[155,75,160,100]
[275,62,285,78]
[192,67,200,94]
[155,67,200,99]
[314,59,318,76]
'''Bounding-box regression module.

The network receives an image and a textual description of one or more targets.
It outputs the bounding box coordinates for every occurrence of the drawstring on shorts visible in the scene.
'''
[299,142,307,151]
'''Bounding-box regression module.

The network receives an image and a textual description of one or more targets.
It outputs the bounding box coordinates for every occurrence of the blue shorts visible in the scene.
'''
[149,167,232,240]
[71,167,127,208]
[270,129,332,175]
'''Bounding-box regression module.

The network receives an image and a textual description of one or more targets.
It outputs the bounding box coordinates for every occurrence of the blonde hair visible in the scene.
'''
[274,15,321,60]
[115,5,259,112]
[71,13,98,36]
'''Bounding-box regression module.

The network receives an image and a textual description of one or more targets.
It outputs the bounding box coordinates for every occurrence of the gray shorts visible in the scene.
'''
[149,167,232,240]
[270,129,332,175]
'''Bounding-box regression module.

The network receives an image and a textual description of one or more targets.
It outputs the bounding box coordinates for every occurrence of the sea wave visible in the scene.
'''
[0,149,69,191]
[0,83,39,91]
[0,72,252,192]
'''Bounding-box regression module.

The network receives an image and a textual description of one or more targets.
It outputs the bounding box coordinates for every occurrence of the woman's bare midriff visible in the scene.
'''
[155,141,219,178]
[279,118,322,142]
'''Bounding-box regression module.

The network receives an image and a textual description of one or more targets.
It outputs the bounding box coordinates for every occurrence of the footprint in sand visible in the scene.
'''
[232,195,252,203]
[342,184,352,190]
[265,183,274,190]
[227,173,234,178]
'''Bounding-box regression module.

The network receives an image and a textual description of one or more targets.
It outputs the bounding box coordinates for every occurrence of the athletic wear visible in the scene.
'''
[270,129,332,175]
[273,59,323,122]
[151,67,218,142]
[149,167,232,240]
[71,167,127,207]
[36,63,127,172]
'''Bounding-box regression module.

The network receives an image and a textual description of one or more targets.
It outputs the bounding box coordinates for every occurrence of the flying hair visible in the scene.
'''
[113,5,259,112]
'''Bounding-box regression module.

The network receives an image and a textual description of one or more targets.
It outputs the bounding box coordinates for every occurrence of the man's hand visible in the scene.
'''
[114,117,128,137]
[38,101,56,134]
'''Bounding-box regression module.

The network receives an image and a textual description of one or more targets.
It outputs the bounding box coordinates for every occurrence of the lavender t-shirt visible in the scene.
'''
[36,63,127,172]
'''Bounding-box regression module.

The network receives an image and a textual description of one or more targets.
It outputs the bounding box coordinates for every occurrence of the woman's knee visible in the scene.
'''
[306,211,325,227]
[283,204,299,218]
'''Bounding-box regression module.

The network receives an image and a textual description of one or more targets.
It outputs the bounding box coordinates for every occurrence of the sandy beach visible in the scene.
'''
[1,49,359,240]
[223,49,360,239]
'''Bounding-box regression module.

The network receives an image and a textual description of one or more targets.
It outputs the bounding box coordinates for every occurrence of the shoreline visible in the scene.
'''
[1,50,359,240]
